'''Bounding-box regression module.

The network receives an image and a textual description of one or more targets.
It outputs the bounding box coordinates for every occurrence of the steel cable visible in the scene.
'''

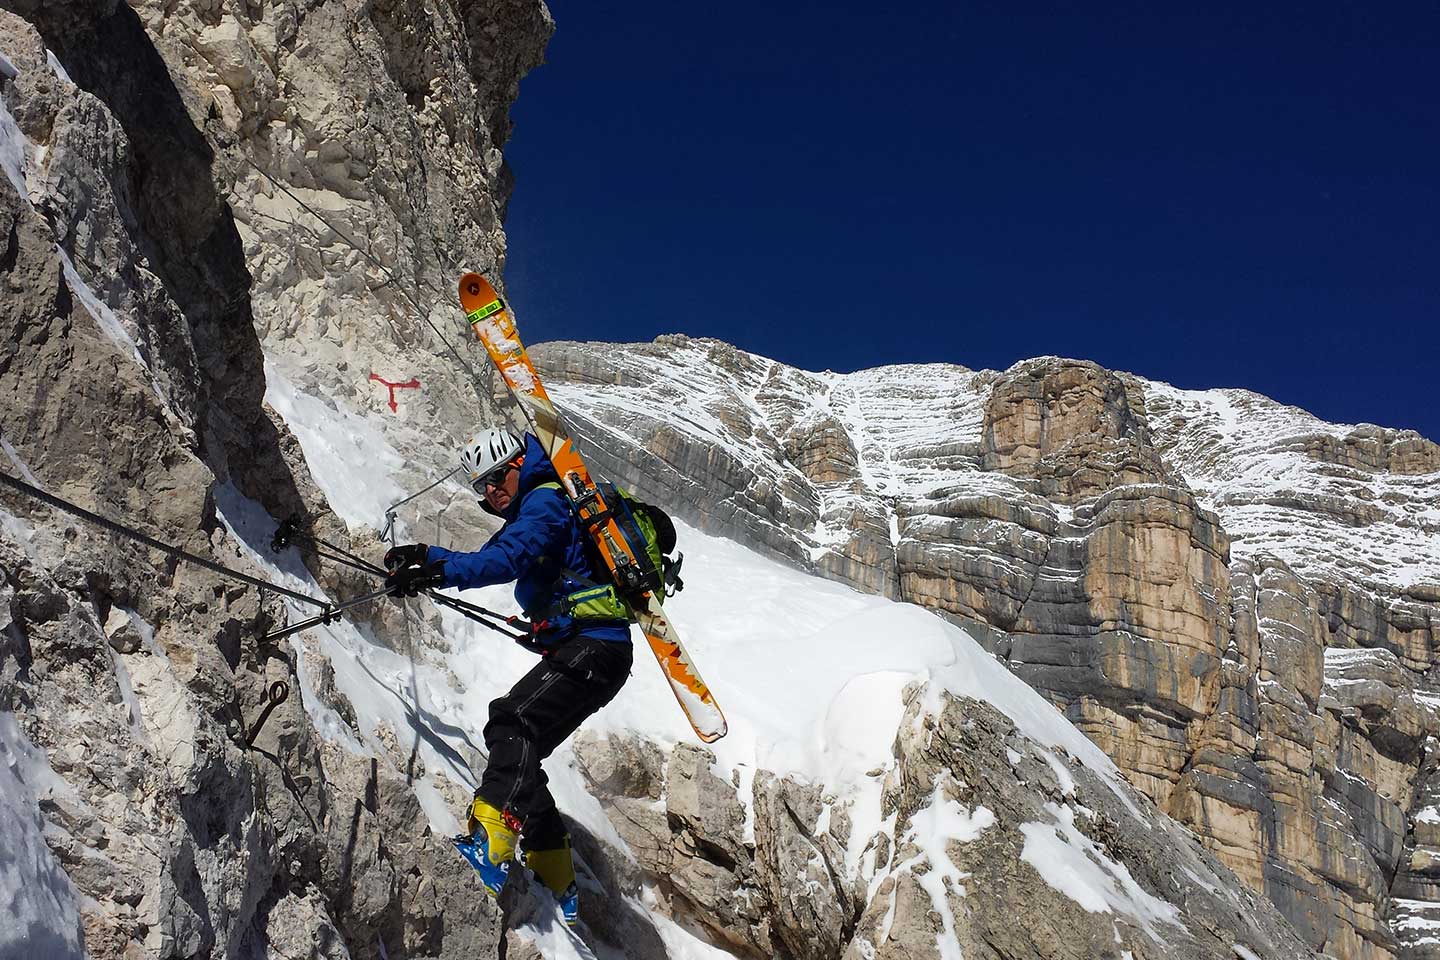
[0,469,329,609]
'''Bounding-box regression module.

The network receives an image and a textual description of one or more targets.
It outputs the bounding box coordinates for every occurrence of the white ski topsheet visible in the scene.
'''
[636,595,727,742]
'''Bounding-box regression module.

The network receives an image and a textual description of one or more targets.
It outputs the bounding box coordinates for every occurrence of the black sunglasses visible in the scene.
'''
[472,461,518,495]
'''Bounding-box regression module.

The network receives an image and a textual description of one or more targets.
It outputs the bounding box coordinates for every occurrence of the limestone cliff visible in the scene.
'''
[0,1,545,955]
[2,3,1432,960]
[535,336,1440,959]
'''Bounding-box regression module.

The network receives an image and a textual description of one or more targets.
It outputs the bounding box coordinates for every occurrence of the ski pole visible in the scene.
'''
[426,592,534,642]
[274,528,529,637]
[266,518,537,644]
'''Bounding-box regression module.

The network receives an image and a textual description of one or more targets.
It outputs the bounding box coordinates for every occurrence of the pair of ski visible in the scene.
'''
[457,273,728,745]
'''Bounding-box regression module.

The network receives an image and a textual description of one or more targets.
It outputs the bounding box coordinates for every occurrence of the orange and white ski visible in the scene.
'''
[459,273,728,743]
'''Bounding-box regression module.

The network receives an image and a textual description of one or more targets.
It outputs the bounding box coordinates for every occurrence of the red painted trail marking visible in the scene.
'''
[369,373,421,412]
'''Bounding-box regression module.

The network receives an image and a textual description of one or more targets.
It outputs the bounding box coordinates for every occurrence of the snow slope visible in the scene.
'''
[252,361,1174,956]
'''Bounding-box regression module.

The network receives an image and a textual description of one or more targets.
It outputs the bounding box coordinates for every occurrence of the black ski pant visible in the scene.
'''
[478,635,632,849]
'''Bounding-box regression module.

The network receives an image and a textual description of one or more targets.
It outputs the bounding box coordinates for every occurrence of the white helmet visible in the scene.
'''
[460,427,524,491]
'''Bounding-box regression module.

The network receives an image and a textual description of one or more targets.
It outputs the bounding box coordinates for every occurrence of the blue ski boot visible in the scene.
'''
[453,797,520,897]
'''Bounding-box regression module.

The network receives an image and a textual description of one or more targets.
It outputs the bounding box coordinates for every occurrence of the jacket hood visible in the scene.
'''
[479,433,560,519]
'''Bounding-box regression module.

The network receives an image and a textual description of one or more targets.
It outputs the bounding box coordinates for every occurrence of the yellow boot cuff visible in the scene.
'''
[524,845,576,895]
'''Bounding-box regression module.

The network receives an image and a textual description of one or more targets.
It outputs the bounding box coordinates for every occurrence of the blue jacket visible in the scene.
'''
[426,434,631,644]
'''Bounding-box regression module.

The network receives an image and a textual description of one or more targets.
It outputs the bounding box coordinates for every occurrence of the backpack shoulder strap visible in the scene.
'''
[529,482,604,588]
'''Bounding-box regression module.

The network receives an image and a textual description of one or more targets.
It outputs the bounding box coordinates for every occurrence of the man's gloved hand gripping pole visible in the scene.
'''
[384,543,446,596]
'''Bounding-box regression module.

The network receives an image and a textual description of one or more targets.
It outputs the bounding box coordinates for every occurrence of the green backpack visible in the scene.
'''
[537,481,683,623]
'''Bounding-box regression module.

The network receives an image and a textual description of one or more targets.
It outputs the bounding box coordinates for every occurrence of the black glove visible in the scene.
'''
[384,543,430,572]
[386,562,445,597]
[383,543,444,597]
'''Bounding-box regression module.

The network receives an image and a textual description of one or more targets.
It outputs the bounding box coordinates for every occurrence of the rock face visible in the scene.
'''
[1,2,544,957]
[539,338,1440,959]
[571,690,1315,960]
[980,359,1173,501]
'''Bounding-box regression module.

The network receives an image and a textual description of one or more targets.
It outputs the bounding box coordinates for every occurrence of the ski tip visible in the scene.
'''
[696,724,728,744]
[459,272,500,314]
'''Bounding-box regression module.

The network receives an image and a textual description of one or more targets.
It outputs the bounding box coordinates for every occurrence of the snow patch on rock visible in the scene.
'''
[1,91,33,200]
[263,361,409,532]
[0,713,87,960]
[1141,378,1440,593]
[895,778,996,959]
[56,246,150,372]
[1020,801,1180,941]
[45,49,73,86]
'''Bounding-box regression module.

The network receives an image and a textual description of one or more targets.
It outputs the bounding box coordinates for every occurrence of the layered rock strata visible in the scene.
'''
[537,337,1440,959]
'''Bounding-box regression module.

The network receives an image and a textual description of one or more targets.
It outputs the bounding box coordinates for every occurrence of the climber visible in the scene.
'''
[383,427,633,927]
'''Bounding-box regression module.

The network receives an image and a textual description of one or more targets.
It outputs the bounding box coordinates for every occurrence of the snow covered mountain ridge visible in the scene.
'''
[532,335,1440,959]
[534,334,1440,604]
[3,4,1438,960]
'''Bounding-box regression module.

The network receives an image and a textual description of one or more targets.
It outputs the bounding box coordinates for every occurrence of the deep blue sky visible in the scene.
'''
[503,2,1439,440]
